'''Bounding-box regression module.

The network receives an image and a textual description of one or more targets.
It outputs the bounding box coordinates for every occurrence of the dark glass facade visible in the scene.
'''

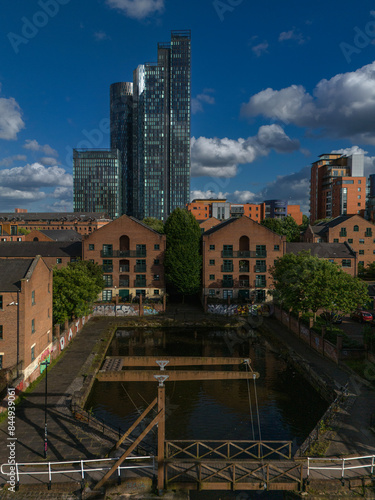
[73,149,122,219]
[110,82,133,215]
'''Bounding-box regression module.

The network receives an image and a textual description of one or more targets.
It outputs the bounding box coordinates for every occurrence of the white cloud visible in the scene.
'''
[191,124,300,178]
[191,90,215,114]
[241,61,375,145]
[106,0,164,19]
[23,139,58,156]
[52,187,73,199]
[0,187,46,201]
[38,157,60,166]
[278,28,306,44]
[190,190,229,201]
[45,200,74,212]
[94,31,110,41]
[0,93,25,140]
[0,155,27,167]
[0,163,72,189]
[252,42,269,57]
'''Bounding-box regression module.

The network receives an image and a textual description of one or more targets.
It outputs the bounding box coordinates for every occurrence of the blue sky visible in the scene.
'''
[2,0,375,215]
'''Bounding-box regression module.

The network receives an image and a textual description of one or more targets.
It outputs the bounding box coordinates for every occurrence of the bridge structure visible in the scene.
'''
[91,355,312,493]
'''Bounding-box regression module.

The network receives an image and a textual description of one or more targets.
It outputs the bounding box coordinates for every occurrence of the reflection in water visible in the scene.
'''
[87,328,327,454]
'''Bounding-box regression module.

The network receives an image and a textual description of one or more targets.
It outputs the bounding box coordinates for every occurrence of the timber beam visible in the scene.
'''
[102,356,252,367]
[97,370,259,382]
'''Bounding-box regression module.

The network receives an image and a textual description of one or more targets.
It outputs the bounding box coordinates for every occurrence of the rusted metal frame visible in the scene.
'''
[199,463,233,483]
[266,463,303,484]
[103,356,251,366]
[93,409,164,491]
[114,397,157,450]
[97,370,260,382]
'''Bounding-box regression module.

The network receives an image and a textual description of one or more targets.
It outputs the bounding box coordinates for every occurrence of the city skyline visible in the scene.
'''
[3,1,375,215]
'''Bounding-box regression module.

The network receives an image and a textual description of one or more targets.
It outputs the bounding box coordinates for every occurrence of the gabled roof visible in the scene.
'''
[0,241,82,258]
[202,217,239,236]
[0,258,34,291]
[37,230,82,242]
[0,212,109,222]
[286,242,355,259]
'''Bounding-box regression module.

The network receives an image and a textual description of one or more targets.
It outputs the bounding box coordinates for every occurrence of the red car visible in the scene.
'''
[350,310,373,323]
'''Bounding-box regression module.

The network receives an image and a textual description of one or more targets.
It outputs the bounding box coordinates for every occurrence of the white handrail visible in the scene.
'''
[307,455,375,479]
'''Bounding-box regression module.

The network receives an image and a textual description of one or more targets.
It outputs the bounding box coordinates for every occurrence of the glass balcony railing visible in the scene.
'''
[100,250,147,258]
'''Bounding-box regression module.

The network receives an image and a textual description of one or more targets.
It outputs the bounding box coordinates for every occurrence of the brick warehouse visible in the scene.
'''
[82,215,166,301]
[0,256,52,379]
[202,217,286,302]
[303,215,375,270]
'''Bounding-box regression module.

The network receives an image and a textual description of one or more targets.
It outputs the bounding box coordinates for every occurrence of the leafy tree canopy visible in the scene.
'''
[270,251,369,316]
[261,216,300,242]
[53,260,104,325]
[142,217,164,233]
[299,214,310,232]
[164,208,201,297]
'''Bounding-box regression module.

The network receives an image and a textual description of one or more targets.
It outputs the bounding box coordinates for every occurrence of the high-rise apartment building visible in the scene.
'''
[110,82,133,215]
[310,153,366,223]
[73,149,122,219]
[111,30,191,220]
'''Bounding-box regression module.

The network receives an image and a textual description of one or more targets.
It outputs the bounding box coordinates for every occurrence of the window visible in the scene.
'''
[209,259,215,265]
[209,289,215,296]
[31,346,35,362]
[358,187,361,192]
[154,289,160,295]
[255,260,266,272]
[255,275,266,287]
[359,250,365,255]
[103,275,113,287]
[153,274,160,281]
[0,355,2,369]
[102,259,113,272]
[359,261,364,267]
[223,290,233,299]
[136,244,146,257]
[348,238,353,243]
[223,260,233,272]
[56,258,62,264]
[31,319,35,334]
[342,259,351,267]
[0,295,2,310]
[274,245,279,251]
[0,326,3,340]
[209,244,215,250]
[154,244,160,250]
[31,290,35,306]
[256,245,266,257]
[365,228,372,237]
[154,259,160,265]
[209,274,215,280]
[333,239,339,243]
[102,290,112,301]
[136,289,146,297]
[102,244,113,256]
[339,228,347,237]
[359,239,365,244]
[88,244,95,251]
[223,275,233,286]
[223,245,233,257]
[354,225,359,232]
[358,195,361,199]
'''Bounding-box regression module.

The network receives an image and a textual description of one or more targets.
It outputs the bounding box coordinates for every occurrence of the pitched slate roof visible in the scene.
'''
[286,242,355,259]
[37,230,82,242]
[0,259,34,291]
[310,215,354,236]
[202,217,240,236]
[0,212,109,222]
[0,241,82,258]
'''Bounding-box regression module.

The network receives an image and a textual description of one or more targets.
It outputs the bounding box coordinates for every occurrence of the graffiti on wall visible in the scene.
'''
[143,305,158,315]
[92,304,138,316]
[207,303,273,316]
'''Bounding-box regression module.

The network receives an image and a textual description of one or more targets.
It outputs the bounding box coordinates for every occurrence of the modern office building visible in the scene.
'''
[110,30,191,220]
[110,82,133,215]
[310,153,366,223]
[73,149,122,219]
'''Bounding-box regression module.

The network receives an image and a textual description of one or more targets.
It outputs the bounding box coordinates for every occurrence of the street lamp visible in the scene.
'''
[41,360,50,458]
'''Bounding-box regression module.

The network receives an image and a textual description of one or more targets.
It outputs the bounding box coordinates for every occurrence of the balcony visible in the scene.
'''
[134,279,147,287]
[255,265,267,273]
[239,280,249,288]
[222,279,233,288]
[221,265,233,272]
[239,263,249,272]
[119,279,129,287]
[255,281,266,288]
[102,265,113,273]
[119,265,129,272]
[134,264,147,272]
[101,249,147,258]
[220,251,267,258]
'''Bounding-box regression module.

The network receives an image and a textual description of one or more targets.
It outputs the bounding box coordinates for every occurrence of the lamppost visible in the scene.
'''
[41,360,50,458]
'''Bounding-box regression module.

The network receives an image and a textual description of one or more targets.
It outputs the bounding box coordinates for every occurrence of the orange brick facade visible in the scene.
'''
[83,215,166,301]
[202,217,286,301]
[0,257,52,376]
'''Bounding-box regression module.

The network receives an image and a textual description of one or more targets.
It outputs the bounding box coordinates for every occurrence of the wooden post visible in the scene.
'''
[139,293,143,316]
[158,384,165,494]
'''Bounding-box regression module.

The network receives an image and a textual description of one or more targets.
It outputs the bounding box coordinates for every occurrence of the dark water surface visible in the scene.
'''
[87,327,327,449]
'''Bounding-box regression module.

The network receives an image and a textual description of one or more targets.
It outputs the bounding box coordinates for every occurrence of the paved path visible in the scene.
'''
[262,316,375,458]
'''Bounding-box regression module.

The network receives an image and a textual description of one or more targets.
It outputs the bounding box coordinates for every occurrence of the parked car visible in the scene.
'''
[320,311,343,324]
[350,309,373,323]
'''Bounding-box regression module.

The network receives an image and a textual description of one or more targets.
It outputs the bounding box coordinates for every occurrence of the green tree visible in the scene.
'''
[270,251,369,318]
[53,260,104,324]
[299,214,310,233]
[261,216,300,242]
[164,208,201,298]
[142,217,164,233]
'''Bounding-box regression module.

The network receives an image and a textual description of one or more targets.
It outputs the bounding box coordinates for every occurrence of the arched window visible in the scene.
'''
[239,235,249,251]
[120,235,129,251]
[353,225,359,232]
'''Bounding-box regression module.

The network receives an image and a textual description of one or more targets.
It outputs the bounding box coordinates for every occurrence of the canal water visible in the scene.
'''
[87,327,327,499]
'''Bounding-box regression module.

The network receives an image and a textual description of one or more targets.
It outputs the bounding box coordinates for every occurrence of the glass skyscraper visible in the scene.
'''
[111,30,191,221]
[73,149,122,219]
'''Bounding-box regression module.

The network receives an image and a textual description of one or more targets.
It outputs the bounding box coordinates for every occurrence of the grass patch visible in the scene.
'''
[305,439,330,457]
[345,359,375,385]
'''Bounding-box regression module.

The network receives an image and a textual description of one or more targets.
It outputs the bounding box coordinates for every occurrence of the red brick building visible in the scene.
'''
[0,257,53,378]
[0,242,82,269]
[202,217,286,302]
[82,215,166,302]
[303,215,375,270]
